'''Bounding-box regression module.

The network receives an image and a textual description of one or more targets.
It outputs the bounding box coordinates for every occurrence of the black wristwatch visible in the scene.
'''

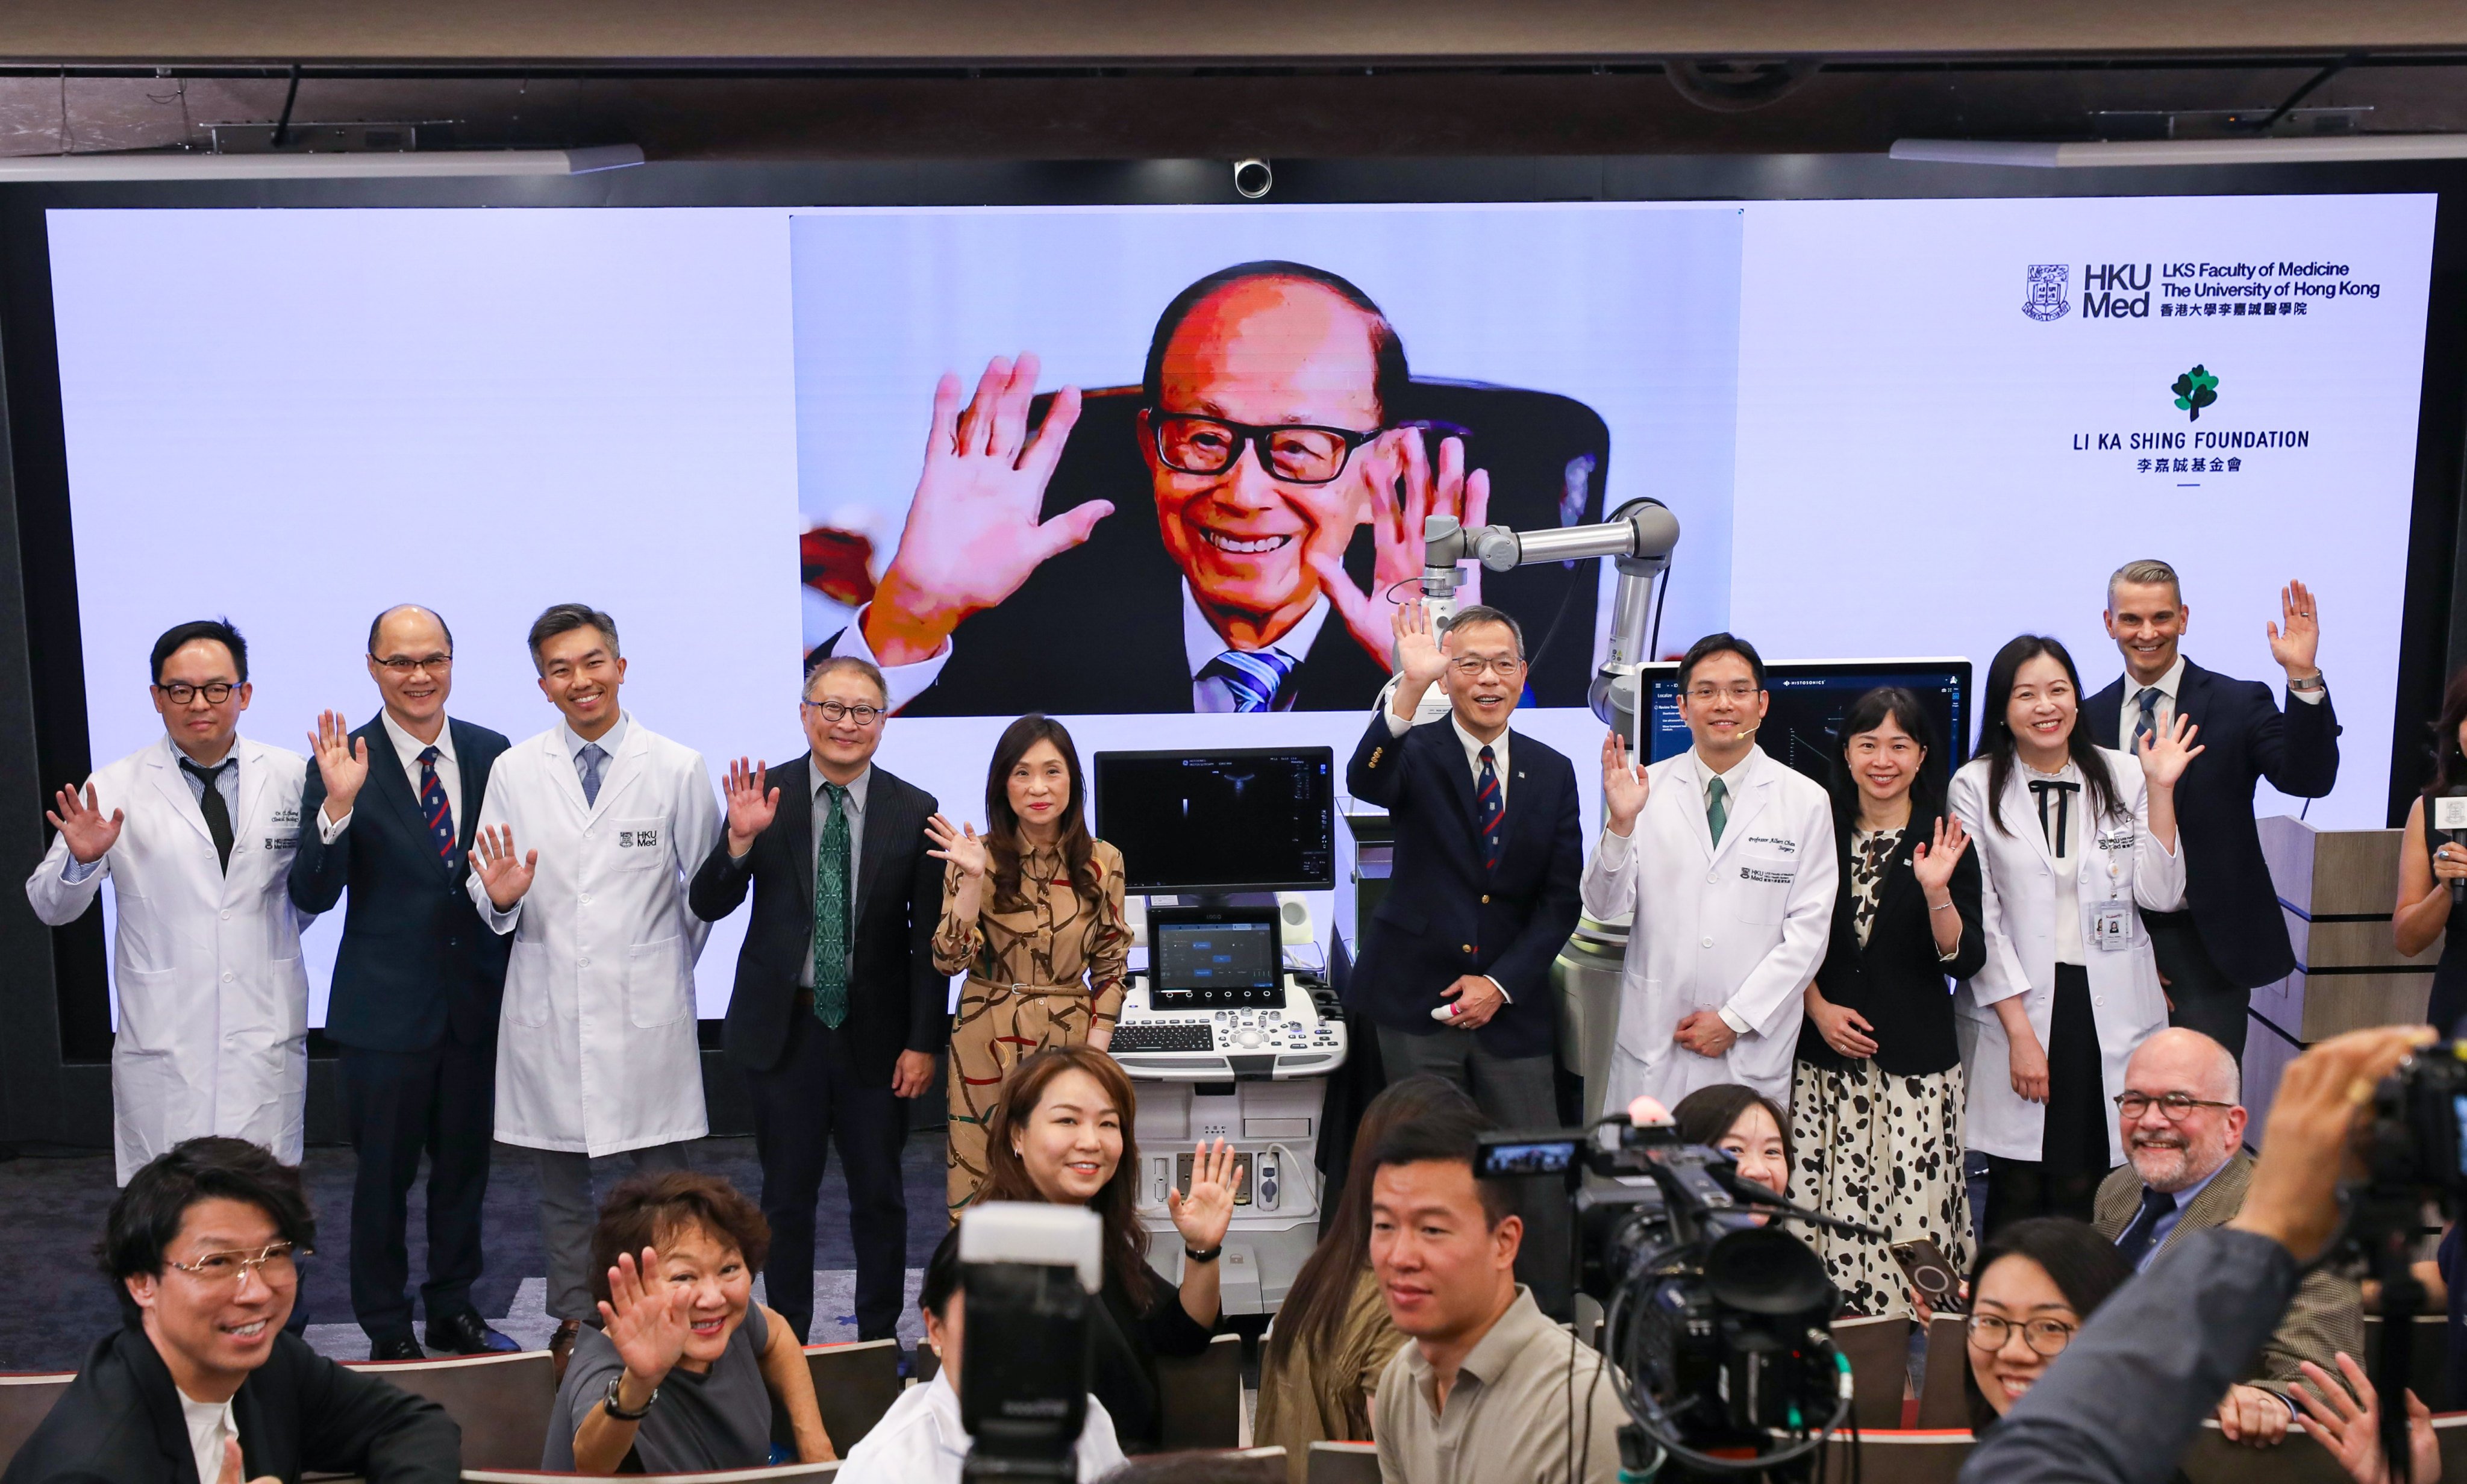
[1184,1244,1223,1265]
[602,1372,658,1421]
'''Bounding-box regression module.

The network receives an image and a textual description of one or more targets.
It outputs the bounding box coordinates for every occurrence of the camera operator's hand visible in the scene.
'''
[2295,1353,2440,1484]
[1168,1138,1240,1252]
[2229,1024,2434,1263]
[2215,1384,2292,1447]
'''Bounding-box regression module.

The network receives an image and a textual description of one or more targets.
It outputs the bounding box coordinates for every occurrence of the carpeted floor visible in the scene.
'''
[0,1133,951,1370]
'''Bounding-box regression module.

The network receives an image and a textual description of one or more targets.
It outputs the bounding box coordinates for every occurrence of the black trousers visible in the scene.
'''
[745,1009,910,1342]
[2147,909,2249,1066]
[338,1034,497,1341]
[1982,964,2113,1236]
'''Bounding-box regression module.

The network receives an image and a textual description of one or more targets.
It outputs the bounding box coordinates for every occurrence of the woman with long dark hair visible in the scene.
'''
[1951,636,2198,1233]
[978,1045,1236,1456]
[1962,1217,2136,1429]
[926,714,1134,1215]
[2395,664,2467,1036]
[1789,687,1986,1315]
[1253,1076,1468,1480]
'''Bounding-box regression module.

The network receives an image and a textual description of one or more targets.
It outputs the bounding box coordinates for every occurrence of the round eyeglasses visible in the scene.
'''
[2112,1091,2236,1121]
[166,1241,304,1289]
[1966,1313,2076,1358]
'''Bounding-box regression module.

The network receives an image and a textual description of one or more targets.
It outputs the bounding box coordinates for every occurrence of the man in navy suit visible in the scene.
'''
[289,605,516,1360]
[1346,597,1583,1311]
[2086,561,2340,1065]
[687,655,945,1344]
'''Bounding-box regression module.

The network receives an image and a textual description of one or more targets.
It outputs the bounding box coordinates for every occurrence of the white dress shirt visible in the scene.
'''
[317,711,460,844]
[1181,583,1334,712]
[834,1370,1126,1484]
[180,1391,237,1484]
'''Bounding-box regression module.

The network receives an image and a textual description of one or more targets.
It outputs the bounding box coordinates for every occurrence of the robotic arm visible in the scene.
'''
[1418,497,1680,743]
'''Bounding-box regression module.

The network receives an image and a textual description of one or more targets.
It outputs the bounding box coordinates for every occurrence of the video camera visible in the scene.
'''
[956,1202,1104,1482]
[1477,1113,1877,1479]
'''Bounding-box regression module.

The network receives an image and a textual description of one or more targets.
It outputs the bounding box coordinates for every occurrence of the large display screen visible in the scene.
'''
[1093,748,1337,894]
[41,195,2436,1023]
[1643,661,1972,786]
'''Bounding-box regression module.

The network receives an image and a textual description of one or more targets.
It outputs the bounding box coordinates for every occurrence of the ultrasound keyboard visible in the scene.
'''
[1108,972,1349,1082]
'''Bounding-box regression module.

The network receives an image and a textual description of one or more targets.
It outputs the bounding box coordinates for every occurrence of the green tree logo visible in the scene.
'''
[2172,364,2220,421]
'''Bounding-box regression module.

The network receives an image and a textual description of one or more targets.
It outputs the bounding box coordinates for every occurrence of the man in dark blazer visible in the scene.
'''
[1345,598,1583,1311]
[687,654,943,1344]
[2087,563,2340,1065]
[1,1136,459,1484]
[287,606,514,1361]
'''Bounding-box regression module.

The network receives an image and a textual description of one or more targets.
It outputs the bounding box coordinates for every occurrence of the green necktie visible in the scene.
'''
[811,782,851,1028]
[1706,775,1730,847]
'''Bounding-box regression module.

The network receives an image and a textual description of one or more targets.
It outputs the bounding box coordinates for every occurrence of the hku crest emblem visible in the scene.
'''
[2023,264,2071,322]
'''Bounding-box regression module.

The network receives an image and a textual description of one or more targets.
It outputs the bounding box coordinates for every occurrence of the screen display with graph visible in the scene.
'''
[1645,659,1972,787]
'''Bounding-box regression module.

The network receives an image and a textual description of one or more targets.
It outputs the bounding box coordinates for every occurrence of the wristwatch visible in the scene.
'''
[1184,1243,1224,1265]
[602,1372,658,1421]
[2288,673,2327,693]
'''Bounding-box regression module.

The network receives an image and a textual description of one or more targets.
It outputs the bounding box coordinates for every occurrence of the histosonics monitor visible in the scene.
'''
[1639,657,1973,785]
[1092,747,1336,895]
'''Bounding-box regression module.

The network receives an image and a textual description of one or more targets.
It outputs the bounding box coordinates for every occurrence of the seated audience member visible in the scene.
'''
[1670,1083,1790,1198]
[0,1137,458,1484]
[543,1172,832,1473]
[836,1226,1126,1482]
[1369,1099,1623,1484]
[2294,1353,2442,1484]
[1963,1217,2136,1429]
[1255,1076,1466,1481]
[977,1044,1233,1454]
[2092,1027,2363,1447]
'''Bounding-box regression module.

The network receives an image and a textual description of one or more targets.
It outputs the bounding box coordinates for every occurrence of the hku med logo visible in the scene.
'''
[2023,264,2069,321]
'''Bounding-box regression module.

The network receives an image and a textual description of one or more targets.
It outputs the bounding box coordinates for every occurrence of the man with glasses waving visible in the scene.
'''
[287,606,517,1361]
[1,1136,458,1484]
[2090,1027,2362,1448]
[27,619,315,1187]
[688,655,943,1346]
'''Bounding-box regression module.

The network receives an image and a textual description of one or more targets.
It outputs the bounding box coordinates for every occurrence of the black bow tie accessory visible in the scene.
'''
[2028,778,2081,858]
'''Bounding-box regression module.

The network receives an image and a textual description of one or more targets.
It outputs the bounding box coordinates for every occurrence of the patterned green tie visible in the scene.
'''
[811,782,851,1028]
[1706,775,1730,847]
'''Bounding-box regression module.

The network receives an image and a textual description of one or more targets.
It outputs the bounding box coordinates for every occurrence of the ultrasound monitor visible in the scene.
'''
[1093,747,1336,894]
[1146,905,1284,1007]
[1640,658,1972,787]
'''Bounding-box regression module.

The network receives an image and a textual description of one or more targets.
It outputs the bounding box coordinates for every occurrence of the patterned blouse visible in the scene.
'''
[1848,826,1904,950]
[931,838,1134,1023]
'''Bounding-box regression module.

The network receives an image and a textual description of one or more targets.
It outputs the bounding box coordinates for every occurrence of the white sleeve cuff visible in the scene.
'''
[1717,1006,1753,1035]
[1482,974,1510,1005]
[1383,708,1412,737]
[317,808,352,844]
[2289,685,2326,705]
[837,603,952,713]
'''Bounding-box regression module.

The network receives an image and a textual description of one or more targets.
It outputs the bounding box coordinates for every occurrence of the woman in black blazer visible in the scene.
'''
[1789,687,1987,1317]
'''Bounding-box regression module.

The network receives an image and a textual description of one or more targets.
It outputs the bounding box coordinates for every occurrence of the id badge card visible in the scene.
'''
[2092,903,2132,952]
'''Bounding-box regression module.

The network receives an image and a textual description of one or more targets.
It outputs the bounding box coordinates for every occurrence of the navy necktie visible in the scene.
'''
[2132,687,2163,751]
[2114,1183,2177,1267]
[180,758,236,873]
[416,746,455,865]
[1476,745,1507,871]
[578,742,607,808]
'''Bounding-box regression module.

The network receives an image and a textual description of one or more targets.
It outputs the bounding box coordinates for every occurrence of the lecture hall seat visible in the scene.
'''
[799,1339,904,1454]
[342,1348,556,1471]
[1829,1314,1915,1430]
[1305,1441,1380,1484]
[0,1371,73,1472]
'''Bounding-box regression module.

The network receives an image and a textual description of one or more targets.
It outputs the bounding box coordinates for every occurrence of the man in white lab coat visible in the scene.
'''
[25,619,313,1184]
[1583,633,1837,1108]
[467,602,721,1371]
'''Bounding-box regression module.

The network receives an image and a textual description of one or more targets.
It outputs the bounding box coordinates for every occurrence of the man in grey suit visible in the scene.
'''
[2092,1027,2362,1450]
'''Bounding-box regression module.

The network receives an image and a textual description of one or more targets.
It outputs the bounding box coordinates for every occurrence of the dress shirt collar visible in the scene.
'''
[1180,581,1334,681]
[1402,1284,1551,1400]
[1450,716,1509,777]
[559,711,629,760]
[1686,744,1759,797]
[2157,1155,2230,1214]
[381,710,454,765]
[2131,654,2187,705]
[811,759,872,814]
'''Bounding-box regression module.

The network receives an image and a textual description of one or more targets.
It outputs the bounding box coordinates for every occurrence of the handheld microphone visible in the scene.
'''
[2437,790,2467,908]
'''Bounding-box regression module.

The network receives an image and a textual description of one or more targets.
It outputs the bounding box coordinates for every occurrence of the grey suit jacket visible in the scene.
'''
[2093,1150,2362,1397]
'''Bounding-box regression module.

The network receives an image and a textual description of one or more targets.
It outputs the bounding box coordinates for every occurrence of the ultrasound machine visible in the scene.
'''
[1093,746,1348,1315]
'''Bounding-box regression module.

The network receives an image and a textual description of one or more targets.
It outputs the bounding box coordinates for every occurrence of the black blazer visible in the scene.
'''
[687,756,943,1082]
[287,716,512,1053]
[1793,806,1987,1077]
[1090,1264,1216,1458]
[1343,710,1583,1061]
[2085,660,2340,988]
[0,1326,458,1484]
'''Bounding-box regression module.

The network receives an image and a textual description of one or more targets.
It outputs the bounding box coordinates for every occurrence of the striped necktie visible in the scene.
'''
[1199,649,1300,712]
[1475,746,1507,871]
[416,746,455,864]
[2132,687,2162,751]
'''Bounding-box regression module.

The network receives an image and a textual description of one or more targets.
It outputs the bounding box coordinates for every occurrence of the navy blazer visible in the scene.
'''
[288,716,511,1052]
[686,756,944,1083]
[1343,710,1583,1061]
[2085,659,2340,988]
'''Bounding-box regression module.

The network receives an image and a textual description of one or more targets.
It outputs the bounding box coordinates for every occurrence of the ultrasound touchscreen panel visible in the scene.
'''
[1152,920,1280,996]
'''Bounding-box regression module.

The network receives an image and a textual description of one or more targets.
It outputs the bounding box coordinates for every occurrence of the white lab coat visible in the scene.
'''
[1948,749,2184,1166]
[471,716,720,1157]
[23,735,312,1183]
[1580,746,1838,1106]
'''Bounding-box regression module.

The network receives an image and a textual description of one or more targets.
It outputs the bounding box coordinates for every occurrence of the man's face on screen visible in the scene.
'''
[1142,276,1384,639]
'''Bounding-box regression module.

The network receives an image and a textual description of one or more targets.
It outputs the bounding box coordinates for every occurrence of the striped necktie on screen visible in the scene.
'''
[1199,649,1301,712]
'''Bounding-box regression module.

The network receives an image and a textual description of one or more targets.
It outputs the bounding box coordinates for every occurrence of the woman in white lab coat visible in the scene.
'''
[1950,634,2196,1235]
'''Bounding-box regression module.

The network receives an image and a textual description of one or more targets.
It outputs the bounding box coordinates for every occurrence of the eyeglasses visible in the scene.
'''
[156,682,238,705]
[1966,1313,2076,1357]
[165,1241,304,1288]
[1449,656,1527,679]
[1149,412,1379,486]
[2113,1091,2236,1121]
[804,699,884,726]
[371,653,452,675]
[1686,683,1760,703]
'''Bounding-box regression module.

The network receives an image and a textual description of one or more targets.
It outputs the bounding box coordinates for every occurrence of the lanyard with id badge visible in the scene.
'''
[2090,824,2137,950]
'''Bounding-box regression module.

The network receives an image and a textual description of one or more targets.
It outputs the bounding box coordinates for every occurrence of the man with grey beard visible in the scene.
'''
[2092,1027,2362,1449]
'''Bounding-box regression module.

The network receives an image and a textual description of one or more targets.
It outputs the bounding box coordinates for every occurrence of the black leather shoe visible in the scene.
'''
[367,1333,426,1362]
[426,1310,519,1356]
[549,1318,581,1384]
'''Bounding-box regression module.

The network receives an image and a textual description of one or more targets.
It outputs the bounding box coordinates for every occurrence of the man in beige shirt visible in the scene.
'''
[1370,1101,1623,1484]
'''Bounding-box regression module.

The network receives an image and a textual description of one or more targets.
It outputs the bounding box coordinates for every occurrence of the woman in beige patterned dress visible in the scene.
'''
[924,714,1131,1217]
